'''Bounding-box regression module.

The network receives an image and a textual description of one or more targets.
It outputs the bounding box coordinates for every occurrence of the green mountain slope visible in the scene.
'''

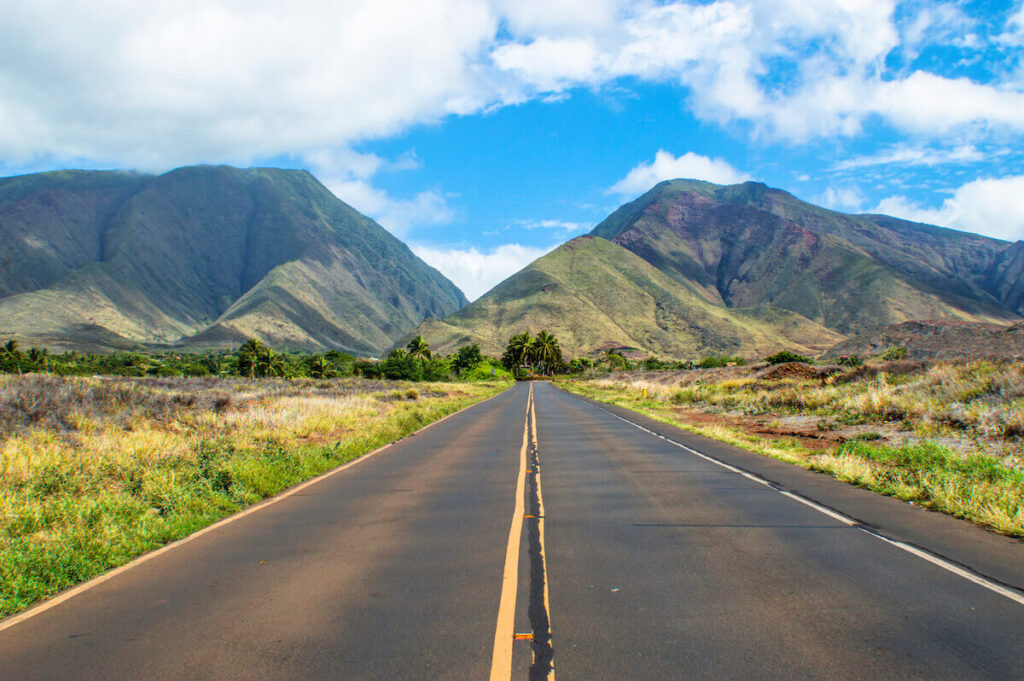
[420,178,1022,359]
[418,235,843,358]
[0,166,466,353]
[592,179,1017,335]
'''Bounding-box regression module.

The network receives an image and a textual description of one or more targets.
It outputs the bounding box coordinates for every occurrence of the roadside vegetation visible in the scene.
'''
[0,336,513,383]
[0,335,512,618]
[561,357,1024,537]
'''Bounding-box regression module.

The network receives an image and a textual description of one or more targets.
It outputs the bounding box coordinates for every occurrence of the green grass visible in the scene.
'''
[0,375,507,617]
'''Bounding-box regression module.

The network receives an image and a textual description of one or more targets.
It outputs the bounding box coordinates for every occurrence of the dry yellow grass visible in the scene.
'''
[0,374,508,618]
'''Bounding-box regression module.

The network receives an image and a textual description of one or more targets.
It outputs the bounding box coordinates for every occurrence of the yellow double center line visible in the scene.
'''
[490,384,555,680]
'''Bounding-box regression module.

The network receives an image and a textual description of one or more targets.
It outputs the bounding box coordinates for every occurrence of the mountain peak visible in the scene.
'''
[0,165,466,353]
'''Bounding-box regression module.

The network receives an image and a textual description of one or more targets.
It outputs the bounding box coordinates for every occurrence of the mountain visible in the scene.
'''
[0,166,466,353]
[418,235,843,358]
[418,179,1022,359]
[824,320,1024,361]
[592,179,1018,336]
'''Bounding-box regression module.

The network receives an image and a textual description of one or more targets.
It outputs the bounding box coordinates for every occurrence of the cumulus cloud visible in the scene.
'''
[0,0,1021,176]
[0,0,497,170]
[875,175,1024,241]
[411,243,555,300]
[490,0,1024,141]
[608,150,751,196]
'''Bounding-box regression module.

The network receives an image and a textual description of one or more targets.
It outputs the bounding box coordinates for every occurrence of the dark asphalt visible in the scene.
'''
[535,382,1024,680]
[0,384,529,681]
[2,380,1023,680]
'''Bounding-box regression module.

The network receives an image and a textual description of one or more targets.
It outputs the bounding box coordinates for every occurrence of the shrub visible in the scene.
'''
[420,358,452,382]
[354,360,382,379]
[882,346,908,361]
[698,355,747,368]
[380,354,423,381]
[837,355,863,367]
[765,350,811,365]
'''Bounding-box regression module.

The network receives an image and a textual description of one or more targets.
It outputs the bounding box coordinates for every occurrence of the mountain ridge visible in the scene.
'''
[417,178,1021,358]
[0,165,466,354]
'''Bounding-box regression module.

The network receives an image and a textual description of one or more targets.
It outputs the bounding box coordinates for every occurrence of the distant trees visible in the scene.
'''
[501,330,565,377]
[0,333,509,383]
[238,338,286,378]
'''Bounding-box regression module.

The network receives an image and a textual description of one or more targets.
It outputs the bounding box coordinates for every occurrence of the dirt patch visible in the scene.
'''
[757,362,828,381]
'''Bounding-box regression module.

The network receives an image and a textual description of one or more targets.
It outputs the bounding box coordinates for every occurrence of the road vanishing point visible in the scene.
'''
[2,382,1023,680]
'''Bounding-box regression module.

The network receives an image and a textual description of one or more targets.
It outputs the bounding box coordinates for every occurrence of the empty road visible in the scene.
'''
[2,381,1023,680]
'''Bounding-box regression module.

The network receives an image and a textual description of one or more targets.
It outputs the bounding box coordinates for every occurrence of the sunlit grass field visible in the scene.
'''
[562,360,1024,538]
[0,374,508,617]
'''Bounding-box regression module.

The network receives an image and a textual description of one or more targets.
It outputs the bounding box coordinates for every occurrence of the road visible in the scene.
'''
[1,381,1023,680]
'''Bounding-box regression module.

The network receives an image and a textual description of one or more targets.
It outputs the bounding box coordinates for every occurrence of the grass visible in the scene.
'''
[0,374,508,618]
[560,360,1024,537]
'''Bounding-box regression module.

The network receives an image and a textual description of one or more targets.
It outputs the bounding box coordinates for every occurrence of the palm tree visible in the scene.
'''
[533,330,562,375]
[2,340,24,376]
[406,335,432,360]
[502,332,532,371]
[238,338,265,379]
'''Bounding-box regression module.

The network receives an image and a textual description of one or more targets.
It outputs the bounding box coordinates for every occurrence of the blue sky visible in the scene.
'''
[2,0,1023,298]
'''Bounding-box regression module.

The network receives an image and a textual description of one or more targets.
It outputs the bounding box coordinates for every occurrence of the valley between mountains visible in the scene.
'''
[2,168,1023,360]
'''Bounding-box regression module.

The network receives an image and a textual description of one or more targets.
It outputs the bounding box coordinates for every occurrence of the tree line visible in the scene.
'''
[0,336,506,382]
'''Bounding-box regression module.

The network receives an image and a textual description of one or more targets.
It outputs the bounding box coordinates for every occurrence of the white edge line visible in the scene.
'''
[579,394,1024,608]
[0,385,513,634]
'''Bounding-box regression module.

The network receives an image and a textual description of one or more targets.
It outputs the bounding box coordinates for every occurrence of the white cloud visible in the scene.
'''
[835,144,984,170]
[493,0,624,36]
[488,1,1024,142]
[492,37,601,91]
[516,219,590,233]
[0,0,1021,174]
[0,0,497,169]
[608,150,751,196]
[875,175,1024,241]
[820,186,866,212]
[307,148,453,237]
[1000,2,1024,45]
[411,243,555,300]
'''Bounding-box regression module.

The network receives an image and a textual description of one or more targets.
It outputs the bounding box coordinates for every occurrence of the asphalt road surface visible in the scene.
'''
[2,381,1023,680]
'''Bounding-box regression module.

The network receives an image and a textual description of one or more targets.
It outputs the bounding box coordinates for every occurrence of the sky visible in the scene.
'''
[1,1,1023,300]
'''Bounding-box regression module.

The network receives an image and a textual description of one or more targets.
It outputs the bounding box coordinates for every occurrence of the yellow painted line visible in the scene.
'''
[533,390,556,681]
[0,386,513,635]
[489,383,532,681]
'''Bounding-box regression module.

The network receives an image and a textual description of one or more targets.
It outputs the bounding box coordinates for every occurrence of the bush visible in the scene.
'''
[882,346,908,361]
[354,360,382,379]
[698,355,747,368]
[837,355,863,367]
[380,354,423,381]
[568,358,593,373]
[421,357,452,382]
[765,350,810,365]
[461,360,513,381]
[642,356,667,371]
